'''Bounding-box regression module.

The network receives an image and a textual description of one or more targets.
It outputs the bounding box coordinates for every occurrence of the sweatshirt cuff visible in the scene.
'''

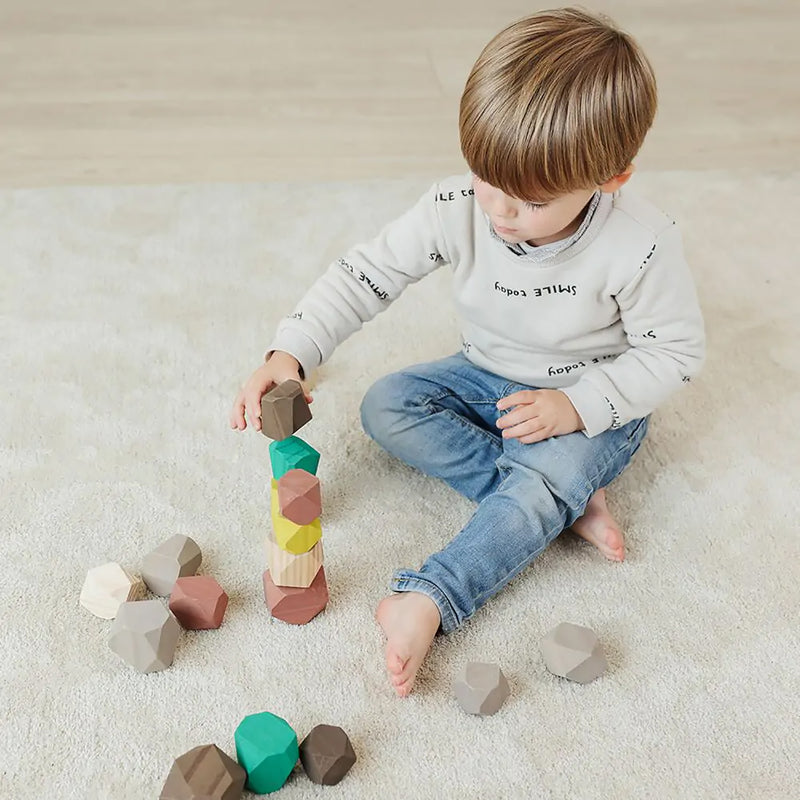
[559,381,614,438]
[265,330,323,381]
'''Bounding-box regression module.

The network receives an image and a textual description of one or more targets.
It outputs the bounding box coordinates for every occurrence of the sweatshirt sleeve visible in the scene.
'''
[561,222,706,437]
[265,182,451,378]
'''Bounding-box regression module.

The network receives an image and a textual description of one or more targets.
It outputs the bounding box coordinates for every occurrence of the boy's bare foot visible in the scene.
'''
[569,487,626,561]
[375,591,441,697]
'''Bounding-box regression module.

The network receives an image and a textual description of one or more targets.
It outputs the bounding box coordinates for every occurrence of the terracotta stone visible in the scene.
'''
[299,724,356,786]
[260,379,312,441]
[270,480,322,554]
[278,469,321,525]
[168,575,228,629]
[160,743,246,800]
[263,567,328,624]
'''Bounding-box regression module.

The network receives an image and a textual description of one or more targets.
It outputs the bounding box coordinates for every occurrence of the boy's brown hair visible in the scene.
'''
[459,7,657,201]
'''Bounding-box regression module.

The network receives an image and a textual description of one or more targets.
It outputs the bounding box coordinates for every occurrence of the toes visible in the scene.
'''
[385,645,407,677]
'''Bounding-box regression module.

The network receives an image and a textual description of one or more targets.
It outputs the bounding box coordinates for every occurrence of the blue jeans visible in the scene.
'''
[360,352,649,634]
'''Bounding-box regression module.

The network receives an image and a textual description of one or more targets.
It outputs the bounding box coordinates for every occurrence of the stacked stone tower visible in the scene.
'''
[259,380,328,624]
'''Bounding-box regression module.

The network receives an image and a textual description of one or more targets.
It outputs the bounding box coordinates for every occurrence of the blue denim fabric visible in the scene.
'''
[360,352,649,634]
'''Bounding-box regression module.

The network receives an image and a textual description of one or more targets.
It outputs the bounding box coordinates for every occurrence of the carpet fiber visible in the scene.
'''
[2,171,799,799]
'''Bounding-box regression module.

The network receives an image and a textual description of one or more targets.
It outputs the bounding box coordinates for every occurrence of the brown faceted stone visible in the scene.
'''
[263,567,328,625]
[277,469,321,525]
[260,379,312,441]
[168,576,228,630]
[299,724,356,786]
[160,743,246,800]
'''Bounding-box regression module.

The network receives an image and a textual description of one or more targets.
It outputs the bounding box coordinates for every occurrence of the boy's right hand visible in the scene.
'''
[229,351,313,432]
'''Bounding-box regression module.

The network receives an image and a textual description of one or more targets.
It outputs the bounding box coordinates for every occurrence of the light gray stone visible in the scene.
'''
[453,662,510,716]
[109,599,180,672]
[141,534,202,596]
[541,622,607,684]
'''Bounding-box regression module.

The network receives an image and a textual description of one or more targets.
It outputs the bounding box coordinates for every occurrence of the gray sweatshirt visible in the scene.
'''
[267,173,706,437]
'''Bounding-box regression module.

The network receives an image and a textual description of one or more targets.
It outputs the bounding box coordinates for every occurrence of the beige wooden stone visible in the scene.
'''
[266,538,324,588]
[79,562,145,619]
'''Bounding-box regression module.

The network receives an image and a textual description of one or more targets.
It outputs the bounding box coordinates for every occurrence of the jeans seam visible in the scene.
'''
[422,396,503,450]
[392,575,459,633]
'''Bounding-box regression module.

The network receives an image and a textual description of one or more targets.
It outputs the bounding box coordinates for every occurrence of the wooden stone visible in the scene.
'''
[266,538,323,588]
[160,743,246,800]
[269,436,320,480]
[263,567,328,625]
[260,379,312,441]
[299,724,356,786]
[278,469,321,525]
[109,599,180,673]
[79,562,144,619]
[234,712,298,795]
[270,479,322,554]
[168,575,229,630]
[141,534,202,596]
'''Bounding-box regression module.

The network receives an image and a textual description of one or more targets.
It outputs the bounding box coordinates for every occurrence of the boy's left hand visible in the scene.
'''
[496,389,584,444]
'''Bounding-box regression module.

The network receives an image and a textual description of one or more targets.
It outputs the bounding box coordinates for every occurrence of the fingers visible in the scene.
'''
[500,418,549,441]
[230,392,247,430]
[245,392,263,432]
[496,390,537,412]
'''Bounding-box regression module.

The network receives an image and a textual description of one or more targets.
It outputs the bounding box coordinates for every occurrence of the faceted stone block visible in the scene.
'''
[79,562,144,619]
[299,724,356,786]
[453,662,510,716]
[266,538,323,588]
[541,622,607,684]
[142,534,202,596]
[168,575,228,630]
[269,436,320,481]
[160,743,246,800]
[263,567,328,625]
[260,379,312,441]
[270,480,322,554]
[278,469,321,525]
[109,599,180,672]
[234,711,298,795]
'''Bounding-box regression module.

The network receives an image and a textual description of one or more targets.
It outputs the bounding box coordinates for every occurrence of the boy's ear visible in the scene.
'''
[600,164,635,193]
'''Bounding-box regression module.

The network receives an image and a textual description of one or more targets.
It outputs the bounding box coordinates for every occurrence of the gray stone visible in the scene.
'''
[109,599,180,672]
[453,662,510,716]
[541,622,607,684]
[141,534,202,596]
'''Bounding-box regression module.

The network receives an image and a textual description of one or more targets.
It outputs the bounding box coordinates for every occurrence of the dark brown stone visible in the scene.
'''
[160,743,246,800]
[260,380,312,441]
[299,725,356,785]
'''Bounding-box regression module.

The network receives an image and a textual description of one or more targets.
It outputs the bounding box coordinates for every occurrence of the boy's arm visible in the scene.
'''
[266,183,450,378]
[561,223,706,437]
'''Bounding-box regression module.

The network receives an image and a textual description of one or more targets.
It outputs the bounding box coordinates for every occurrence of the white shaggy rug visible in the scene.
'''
[2,171,799,799]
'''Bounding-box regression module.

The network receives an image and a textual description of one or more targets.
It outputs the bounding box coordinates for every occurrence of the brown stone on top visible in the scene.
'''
[299,724,356,786]
[263,567,328,625]
[260,380,312,441]
[168,575,229,630]
[160,743,246,800]
[277,469,321,525]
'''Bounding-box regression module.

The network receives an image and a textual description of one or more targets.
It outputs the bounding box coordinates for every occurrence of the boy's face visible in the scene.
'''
[472,175,598,247]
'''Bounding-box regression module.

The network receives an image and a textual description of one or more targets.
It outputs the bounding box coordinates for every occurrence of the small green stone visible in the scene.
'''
[234,711,298,794]
[269,437,320,480]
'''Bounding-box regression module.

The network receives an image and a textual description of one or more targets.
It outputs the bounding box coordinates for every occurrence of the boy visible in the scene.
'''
[230,8,705,697]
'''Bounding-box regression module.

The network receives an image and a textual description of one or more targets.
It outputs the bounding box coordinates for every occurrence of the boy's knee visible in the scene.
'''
[360,372,409,441]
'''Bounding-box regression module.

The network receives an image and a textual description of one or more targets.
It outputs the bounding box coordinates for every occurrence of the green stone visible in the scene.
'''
[269,436,320,480]
[234,711,298,794]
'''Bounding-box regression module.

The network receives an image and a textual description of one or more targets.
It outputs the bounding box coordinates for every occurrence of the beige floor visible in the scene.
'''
[1,0,798,188]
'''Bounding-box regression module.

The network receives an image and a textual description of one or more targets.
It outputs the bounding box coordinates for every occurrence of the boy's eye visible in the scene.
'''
[525,201,548,210]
